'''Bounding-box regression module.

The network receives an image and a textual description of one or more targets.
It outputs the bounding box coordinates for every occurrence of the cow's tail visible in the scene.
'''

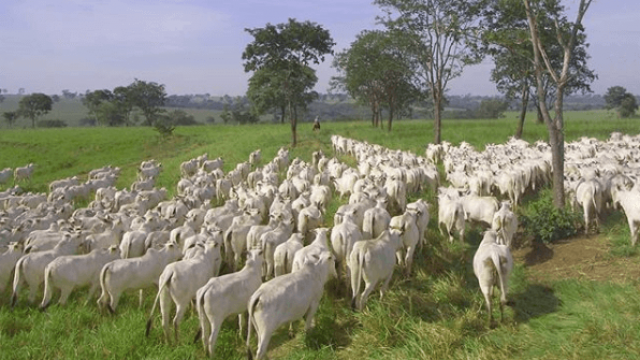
[246,292,262,360]
[11,257,25,309]
[40,265,54,311]
[350,249,365,310]
[146,270,173,337]
[490,250,507,304]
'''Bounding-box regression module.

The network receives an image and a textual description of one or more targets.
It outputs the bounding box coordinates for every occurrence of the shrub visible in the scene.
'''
[37,119,67,128]
[520,190,582,244]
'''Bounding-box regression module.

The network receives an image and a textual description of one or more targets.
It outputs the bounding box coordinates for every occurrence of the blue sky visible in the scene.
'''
[0,0,638,97]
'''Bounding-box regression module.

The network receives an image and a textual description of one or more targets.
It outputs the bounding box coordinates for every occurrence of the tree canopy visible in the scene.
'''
[332,30,419,131]
[375,0,487,143]
[18,93,53,128]
[605,86,638,118]
[243,18,334,146]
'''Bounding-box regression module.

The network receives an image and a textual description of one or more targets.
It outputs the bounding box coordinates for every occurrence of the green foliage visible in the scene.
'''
[520,189,582,244]
[17,93,53,128]
[243,18,334,145]
[162,109,199,126]
[2,111,18,127]
[475,98,509,118]
[126,78,167,126]
[332,30,420,130]
[37,119,67,128]
[604,86,638,118]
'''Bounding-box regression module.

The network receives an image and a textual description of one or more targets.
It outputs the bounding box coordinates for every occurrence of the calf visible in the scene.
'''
[389,211,420,275]
[196,249,263,357]
[472,230,513,325]
[246,251,336,360]
[41,245,121,309]
[437,193,466,243]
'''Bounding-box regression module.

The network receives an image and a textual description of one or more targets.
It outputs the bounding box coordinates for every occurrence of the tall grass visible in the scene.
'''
[1,113,639,359]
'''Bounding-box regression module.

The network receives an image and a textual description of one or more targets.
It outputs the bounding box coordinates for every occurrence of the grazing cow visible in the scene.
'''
[246,251,336,360]
[97,242,182,314]
[349,229,403,311]
[472,230,513,325]
[196,249,263,357]
[40,245,121,309]
[146,241,221,343]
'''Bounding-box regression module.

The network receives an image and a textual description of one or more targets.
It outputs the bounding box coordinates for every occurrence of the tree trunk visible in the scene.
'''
[387,105,394,132]
[433,93,442,144]
[550,87,566,208]
[515,84,529,139]
[280,105,285,124]
[288,101,297,147]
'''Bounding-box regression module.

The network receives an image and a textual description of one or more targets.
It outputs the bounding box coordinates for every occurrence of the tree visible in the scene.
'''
[3,112,18,127]
[17,93,53,128]
[604,86,638,118]
[243,18,335,146]
[332,30,420,131]
[126,79,167,126]
[523,0,593,208]
[375,0,486,143]
[246,67,291,124]
[62,90,77,99]
[619,93,638,118]
[484,0,596,138]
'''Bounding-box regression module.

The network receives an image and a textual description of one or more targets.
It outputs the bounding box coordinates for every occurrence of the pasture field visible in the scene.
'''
[1,114,640,360]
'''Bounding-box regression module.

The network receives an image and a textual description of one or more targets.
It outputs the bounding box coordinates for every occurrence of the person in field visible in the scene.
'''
[313,116,320,131]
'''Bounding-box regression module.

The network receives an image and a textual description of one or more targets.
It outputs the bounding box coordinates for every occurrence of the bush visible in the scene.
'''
[520,190,582,244]
[37,119,67,128]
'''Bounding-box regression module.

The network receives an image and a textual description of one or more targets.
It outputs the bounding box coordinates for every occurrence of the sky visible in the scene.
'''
[0,0,639,97]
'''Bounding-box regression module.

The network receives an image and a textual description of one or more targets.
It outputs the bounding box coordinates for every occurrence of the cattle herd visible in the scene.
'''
[0,131,639,358]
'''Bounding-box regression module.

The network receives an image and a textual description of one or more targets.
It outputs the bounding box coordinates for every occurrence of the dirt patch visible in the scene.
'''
[513,234,640,284]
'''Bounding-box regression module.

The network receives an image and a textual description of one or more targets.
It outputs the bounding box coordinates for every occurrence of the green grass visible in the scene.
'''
[1,112,640,359]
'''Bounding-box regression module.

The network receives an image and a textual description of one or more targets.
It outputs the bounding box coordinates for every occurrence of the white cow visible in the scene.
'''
[349,229,403,311]
[11,233,84,307]
[330,210,363,294]
[196,249,263,357]
[273,233,304,277]
[437,193,466,243]
[97,242,182,314]
[40,245,121,309]
[406,199,430,248]
[146,241,222,343]
[389,211,420,275]
[362,200,391,239]
[291,228,331,273]
[612,189,640,246]
[575,179,604,233]
[472,230,513,325]
[461,194,499,227]
[0,242,23,293]
[491,201,518,248]
[246,251,336,360]
[14,163,35,184]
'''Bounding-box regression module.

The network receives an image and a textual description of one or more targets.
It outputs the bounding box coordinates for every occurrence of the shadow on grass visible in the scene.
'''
[511,283,561,323]
[522,241,554,266]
